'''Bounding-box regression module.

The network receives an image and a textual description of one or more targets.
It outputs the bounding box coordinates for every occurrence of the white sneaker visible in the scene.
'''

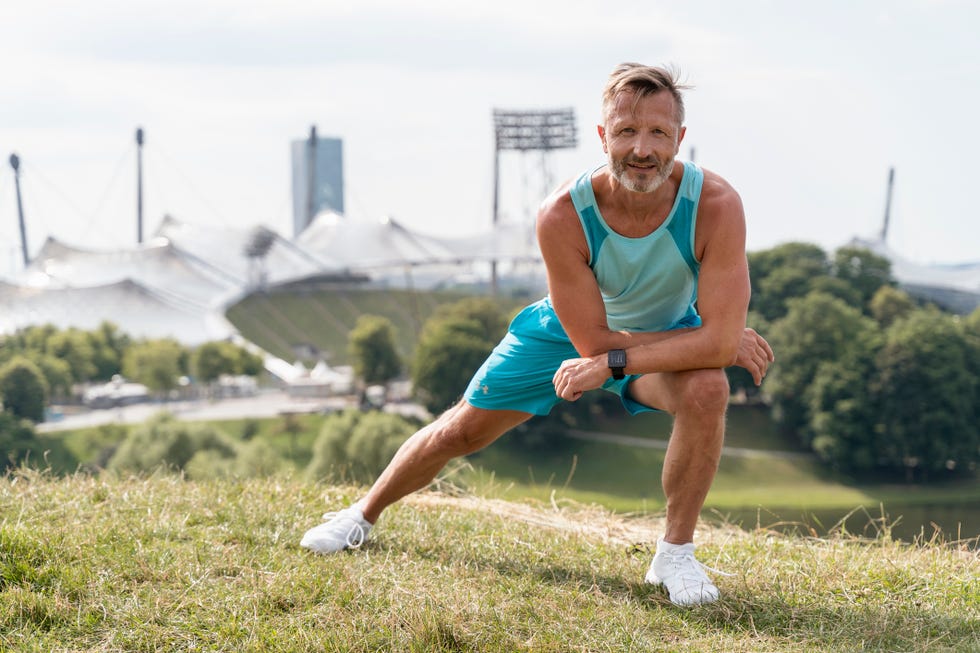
[300,506,373,554]
[645,538,727,606]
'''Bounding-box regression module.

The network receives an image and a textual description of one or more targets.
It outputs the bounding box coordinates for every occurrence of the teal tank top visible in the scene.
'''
[567,161,703,332]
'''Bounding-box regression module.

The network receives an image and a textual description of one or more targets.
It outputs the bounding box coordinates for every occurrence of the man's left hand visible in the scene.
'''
[736,327,775,386]
[552,355,608,401]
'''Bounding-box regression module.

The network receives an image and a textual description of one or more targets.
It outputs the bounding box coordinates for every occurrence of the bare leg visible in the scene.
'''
[357,401,532,523]
[627,369,729,544]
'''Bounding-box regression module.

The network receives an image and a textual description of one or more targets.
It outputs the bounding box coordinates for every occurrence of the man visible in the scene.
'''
[301,63,774,607]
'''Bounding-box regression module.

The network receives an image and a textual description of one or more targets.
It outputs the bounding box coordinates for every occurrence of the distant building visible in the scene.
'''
[291,128,344,237]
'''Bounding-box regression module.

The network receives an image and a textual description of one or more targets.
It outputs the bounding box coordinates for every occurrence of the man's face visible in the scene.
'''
[599,90,686,194]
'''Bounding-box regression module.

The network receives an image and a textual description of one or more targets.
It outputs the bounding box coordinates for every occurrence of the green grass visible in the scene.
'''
[1,472,976,652]
[36,406,980,544]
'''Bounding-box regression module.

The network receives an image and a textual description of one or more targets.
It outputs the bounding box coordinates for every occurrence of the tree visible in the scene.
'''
[808,338,882,471]
[348,315,401,386]
[830,246,894,312]
[45,328,98,383]
[0,411,40,471]
[88,321,129,381]
[874,309,978,480]
[0,356,49,422]
[237,346,264,376]
[413,320,497,415]
[122,339,188,393]
[749,242,831,322]
[869,285,915,328]
[766,292,879,445]
[193,341,240,383]
[411,298,509,414]
[430,297,510,343]
[192,340,264,383]
[31,355,73,402]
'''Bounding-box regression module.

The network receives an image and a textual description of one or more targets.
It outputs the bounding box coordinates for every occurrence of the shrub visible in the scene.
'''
[107,412,238,475]
[306,410,416,483]
[0,411,40,471]
[0,356,49,423]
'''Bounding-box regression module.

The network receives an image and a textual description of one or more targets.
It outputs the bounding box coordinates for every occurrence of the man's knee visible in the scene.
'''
[674,369,729,415]
[425,402,504,458]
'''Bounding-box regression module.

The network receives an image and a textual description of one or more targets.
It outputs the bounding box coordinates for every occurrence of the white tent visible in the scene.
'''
[295,211,456,269]
[0,279,235,344]
[849,237,980,312]
[0,212,547,349]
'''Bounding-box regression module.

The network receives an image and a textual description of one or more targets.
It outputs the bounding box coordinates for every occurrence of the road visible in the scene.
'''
[37,391,352,433]
[40,395,812,461]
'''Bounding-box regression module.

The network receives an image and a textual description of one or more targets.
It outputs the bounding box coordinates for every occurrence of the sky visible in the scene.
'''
[1,0,978,279]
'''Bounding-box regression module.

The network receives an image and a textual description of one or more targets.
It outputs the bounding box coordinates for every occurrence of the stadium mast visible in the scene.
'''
[880,167,895,244]
[136,127,145,244]
[9,153,29,267]
[307,125,318,227]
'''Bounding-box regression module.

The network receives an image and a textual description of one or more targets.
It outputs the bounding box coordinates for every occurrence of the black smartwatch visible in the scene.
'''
[608,349,627,380]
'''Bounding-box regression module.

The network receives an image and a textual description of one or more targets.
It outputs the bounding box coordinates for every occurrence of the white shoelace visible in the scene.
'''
[660,551,735,580]
[321,510,368,548]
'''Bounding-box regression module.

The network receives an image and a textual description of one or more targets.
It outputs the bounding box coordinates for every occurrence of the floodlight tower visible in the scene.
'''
[9,153,29,267]
[491,108,577,292]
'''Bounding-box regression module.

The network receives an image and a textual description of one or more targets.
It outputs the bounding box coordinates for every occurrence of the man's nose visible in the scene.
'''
[633,134,655,159]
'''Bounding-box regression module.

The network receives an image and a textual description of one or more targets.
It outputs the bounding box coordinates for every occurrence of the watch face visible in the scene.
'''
[609,350,626,367]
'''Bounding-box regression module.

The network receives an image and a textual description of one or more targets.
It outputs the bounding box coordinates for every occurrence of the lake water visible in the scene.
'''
[708,504,979,547]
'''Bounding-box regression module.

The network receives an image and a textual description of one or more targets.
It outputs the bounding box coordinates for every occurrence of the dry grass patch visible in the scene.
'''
[0,471,976,652]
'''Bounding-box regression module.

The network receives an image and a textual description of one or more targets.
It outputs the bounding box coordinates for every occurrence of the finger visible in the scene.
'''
[760,338,775,361]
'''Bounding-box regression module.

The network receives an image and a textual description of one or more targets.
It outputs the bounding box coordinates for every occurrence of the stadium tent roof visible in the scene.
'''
[295,211,457,268]
[154,215,336,286]
[850,237,980,294]
[0,279,235,344]
[849,237,980,312]
[439,221,541,262]
[21,237,236,310]
[0,212,546,349]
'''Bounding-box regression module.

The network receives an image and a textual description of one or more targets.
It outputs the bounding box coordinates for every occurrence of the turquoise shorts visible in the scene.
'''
[464,297,658,416]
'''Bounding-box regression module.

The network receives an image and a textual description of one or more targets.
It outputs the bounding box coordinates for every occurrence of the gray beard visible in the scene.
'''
[611,156,675,193]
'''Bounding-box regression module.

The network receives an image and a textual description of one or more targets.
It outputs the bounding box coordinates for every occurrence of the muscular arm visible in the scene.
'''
[541,172,772,400]
[536,187,691,357]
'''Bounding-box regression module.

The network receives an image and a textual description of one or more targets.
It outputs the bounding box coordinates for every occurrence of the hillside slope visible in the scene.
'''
[1,473,976,652]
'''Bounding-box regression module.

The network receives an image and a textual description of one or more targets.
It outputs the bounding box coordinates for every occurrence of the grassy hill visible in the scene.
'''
[1,472,976,652]
[37,404,980,545]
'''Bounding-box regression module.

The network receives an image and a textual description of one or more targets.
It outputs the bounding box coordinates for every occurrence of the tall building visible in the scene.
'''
[291,127,344,236]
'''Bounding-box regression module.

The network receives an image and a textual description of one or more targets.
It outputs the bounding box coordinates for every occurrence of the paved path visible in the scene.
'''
[565,429,815,461]
[38,392,349,433]
[40,395,813,461]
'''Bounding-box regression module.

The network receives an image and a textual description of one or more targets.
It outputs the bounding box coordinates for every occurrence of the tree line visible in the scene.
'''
[0,325,263,422]
[349,243,980,483]
[2,242,978,483]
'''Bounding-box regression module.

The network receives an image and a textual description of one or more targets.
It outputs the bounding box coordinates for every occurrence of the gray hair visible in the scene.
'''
[601,63,691,126]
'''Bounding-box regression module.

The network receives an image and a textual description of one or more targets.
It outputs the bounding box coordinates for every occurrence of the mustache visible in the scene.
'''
[623,155,664,167]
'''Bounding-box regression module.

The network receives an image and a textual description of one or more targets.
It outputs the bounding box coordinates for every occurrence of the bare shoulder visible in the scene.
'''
[536,178,589,259]
[695,167,746,258]
[537,178,578,228]
[698,167,744,219]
